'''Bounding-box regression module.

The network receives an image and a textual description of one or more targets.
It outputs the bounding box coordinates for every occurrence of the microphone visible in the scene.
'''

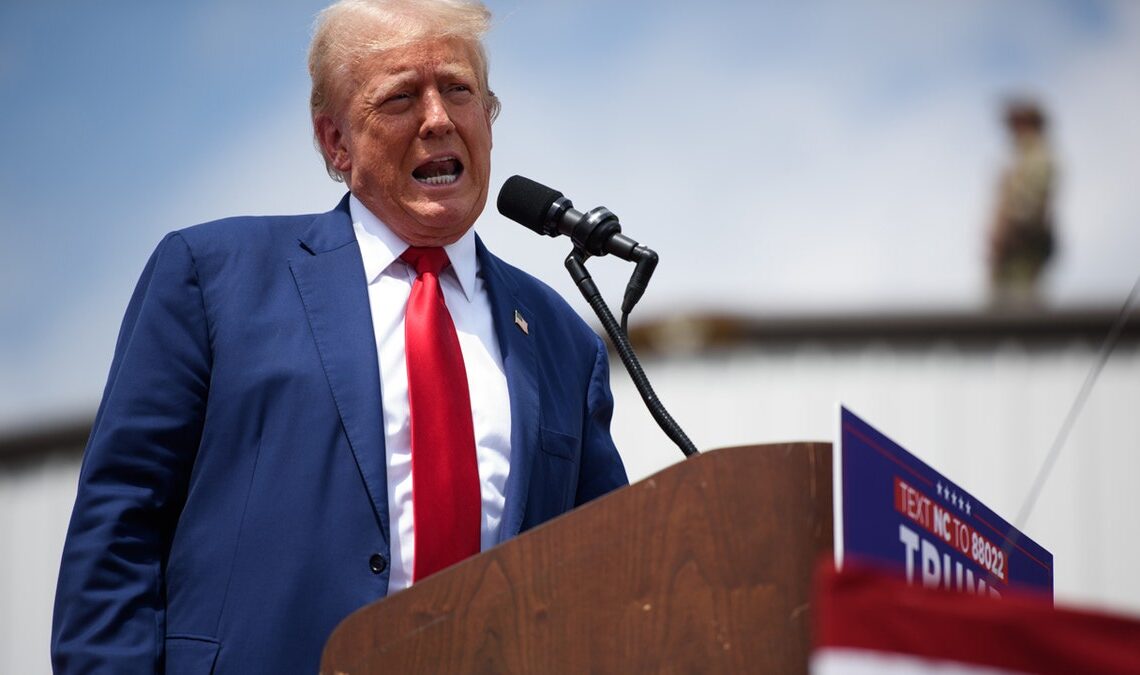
[496,175,642,260]
[497,175,658,315]
[498,175,698,457]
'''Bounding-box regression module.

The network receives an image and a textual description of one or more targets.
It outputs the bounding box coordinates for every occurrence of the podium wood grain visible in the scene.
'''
[320,443,833,674]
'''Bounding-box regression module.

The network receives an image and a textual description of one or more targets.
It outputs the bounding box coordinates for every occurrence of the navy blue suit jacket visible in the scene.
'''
[52,196,628,674]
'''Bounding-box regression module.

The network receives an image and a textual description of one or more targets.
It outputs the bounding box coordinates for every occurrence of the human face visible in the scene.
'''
[317,38,493,246]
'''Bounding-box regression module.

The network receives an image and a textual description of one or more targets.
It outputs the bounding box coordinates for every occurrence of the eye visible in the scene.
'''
[376,91,413,112]
[445,83,475,101]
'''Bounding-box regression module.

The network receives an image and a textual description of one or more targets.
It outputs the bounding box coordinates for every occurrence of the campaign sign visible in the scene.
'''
[834,405,1053,597]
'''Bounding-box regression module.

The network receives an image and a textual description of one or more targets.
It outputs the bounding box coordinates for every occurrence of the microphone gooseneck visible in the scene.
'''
[497,175,698,458]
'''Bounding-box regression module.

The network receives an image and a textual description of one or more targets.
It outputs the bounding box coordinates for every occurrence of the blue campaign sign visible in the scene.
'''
[834,406,1053,596]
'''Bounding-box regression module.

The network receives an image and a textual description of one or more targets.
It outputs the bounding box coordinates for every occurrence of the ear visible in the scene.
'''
[484,108,493,149]
[314,113,352,174]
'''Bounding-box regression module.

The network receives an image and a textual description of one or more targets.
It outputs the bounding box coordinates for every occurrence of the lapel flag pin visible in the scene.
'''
[514,309,529,335]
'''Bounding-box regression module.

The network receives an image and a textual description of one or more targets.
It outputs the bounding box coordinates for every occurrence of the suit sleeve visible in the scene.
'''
[52,232,211,673]
[574,334,629,504]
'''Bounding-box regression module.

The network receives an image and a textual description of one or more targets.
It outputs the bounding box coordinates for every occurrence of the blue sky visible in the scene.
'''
[2,0,1139,427]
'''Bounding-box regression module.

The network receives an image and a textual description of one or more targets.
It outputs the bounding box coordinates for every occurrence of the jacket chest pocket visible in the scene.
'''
[531,427,581,517]
[165,635,220,675]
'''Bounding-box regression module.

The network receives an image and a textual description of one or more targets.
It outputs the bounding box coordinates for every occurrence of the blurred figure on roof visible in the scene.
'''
[988,99,1057,307]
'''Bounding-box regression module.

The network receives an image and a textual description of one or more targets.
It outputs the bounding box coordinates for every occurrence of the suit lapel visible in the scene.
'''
[477,238,540,543]
[289,196,390,544]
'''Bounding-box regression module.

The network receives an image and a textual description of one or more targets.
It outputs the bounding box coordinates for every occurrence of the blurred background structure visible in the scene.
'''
[2,1,1139,672]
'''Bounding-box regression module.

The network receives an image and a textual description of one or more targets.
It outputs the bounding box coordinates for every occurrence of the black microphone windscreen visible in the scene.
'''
[497,175,563,235]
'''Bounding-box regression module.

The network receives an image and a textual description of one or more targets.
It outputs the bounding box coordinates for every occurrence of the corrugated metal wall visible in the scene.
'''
[611,340,1140,615]
[3,339,1138,672]
[1,452,81,674]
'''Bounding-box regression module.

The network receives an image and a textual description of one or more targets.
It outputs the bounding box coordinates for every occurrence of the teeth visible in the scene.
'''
[413,156,461,185]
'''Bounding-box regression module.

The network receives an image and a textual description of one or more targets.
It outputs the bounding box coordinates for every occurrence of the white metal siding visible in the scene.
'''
[3,340,1138,672]
[611,341,1140,615]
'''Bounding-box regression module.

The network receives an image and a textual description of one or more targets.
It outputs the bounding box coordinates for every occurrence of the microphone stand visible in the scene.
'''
[564,247,699,458]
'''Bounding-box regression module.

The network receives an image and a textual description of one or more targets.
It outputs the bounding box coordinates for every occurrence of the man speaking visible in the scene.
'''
[51,0,628,672]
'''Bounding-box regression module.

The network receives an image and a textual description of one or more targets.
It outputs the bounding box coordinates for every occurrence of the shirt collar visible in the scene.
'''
[350,193,478,302]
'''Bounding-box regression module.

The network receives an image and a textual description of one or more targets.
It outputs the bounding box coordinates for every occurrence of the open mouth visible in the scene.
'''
[412,157,464,186]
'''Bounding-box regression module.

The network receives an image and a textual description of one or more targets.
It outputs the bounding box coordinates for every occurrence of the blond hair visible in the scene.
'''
[308,0,501,181]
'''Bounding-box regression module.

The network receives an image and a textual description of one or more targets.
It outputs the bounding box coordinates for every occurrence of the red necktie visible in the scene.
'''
[401,247,480,581]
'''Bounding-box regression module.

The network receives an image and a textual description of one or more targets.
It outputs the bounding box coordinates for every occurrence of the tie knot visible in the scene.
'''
[401,246,450,277]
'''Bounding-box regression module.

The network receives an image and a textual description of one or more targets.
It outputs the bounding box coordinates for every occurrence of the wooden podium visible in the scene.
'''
[320,443,833,674]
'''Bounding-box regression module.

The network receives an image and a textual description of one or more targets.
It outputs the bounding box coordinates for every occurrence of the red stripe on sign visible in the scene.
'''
[971,512,1053,574]
[844,422,933,486]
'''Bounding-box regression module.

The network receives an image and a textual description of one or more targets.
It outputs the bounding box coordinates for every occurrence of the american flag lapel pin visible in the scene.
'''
[514,309,529,335]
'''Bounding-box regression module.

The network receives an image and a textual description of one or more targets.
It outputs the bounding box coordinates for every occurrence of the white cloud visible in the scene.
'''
[485,1,1140,315]
[5,0,1140,426]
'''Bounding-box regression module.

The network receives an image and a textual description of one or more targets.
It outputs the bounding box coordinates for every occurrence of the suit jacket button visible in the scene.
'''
[369,554,387,574]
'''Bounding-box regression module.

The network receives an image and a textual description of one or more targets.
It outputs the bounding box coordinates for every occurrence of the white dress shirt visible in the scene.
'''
[350,195,512,594]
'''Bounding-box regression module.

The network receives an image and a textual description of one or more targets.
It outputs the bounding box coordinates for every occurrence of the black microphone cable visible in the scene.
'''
[498,175,699,458]
[996,270,1140,584]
